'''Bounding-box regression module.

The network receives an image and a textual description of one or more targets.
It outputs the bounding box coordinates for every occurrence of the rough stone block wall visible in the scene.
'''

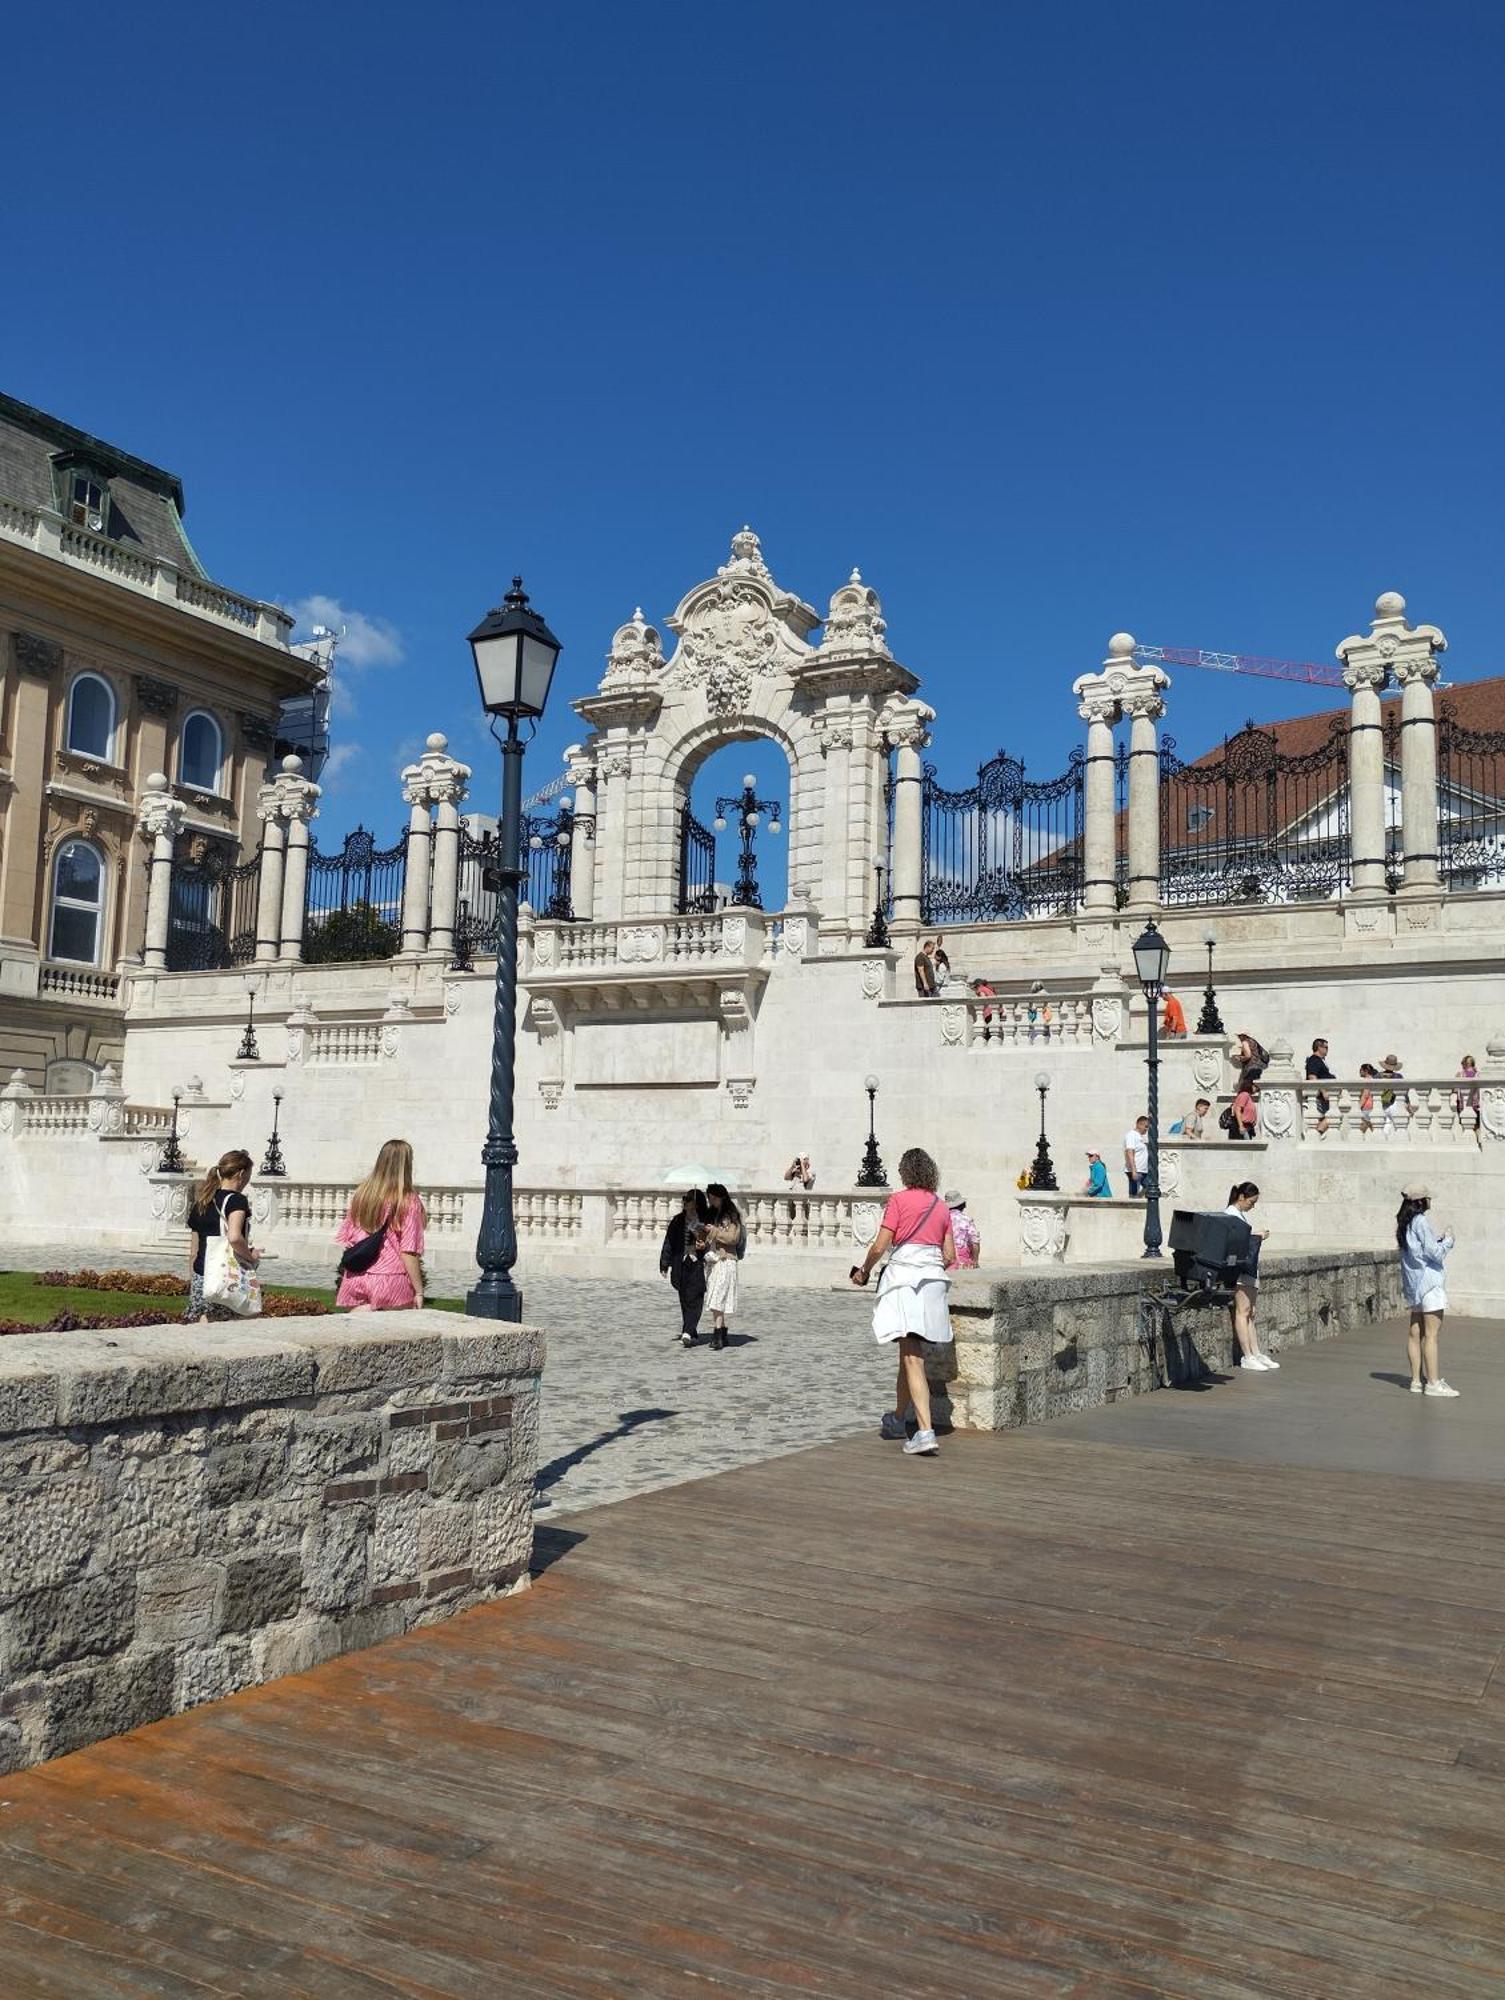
[0,1313,542,1773]
[935,1250,1406,1431]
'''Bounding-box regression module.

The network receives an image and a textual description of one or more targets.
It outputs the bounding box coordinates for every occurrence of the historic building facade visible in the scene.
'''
[0,393,321,1083]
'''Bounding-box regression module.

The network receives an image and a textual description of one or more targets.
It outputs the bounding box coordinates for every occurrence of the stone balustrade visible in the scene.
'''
[1237,1075,1498,1145]
[529,909,765,974]
[306,1021,387,1066]
[38,967,121,1003]
[0,1312,541,1773]
[940,992,1096,1048]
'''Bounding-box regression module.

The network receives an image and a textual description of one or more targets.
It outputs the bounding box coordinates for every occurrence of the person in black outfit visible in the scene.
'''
[185,1147,258,1322]
[660,1189,710,1347]
[1305,1036,1335,1133]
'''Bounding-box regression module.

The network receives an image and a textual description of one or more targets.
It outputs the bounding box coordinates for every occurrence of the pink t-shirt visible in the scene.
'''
[881,1187,949,1248]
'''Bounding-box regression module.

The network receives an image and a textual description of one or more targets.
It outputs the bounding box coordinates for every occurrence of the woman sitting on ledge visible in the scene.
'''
[335,1138,427,1312]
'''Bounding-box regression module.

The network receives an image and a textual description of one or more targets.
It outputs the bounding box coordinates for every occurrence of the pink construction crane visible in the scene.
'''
[1133,643,1347,689]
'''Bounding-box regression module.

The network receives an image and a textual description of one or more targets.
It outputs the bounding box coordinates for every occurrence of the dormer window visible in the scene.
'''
[68,472,107,531]
[51,454,113,533]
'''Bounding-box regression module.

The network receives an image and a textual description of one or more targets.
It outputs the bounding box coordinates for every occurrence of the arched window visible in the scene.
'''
[66,674,115,760]
[49,840,106,965]
[179,711,223,793]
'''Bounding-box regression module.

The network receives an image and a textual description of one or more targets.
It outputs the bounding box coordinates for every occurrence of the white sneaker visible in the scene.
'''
[1424,1380,1461,1398]
[1260,1355,1280,1370]
[902,1428,939,1455]
[1409,1379,1424,1394]
[1240,1355,1271,1372]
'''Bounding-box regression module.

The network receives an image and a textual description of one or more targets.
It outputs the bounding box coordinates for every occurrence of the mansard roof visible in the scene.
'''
[0,390,203,574]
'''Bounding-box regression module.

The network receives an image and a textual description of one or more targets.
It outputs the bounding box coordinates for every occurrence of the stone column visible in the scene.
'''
[1122,656,1169,912]
[428,767,469,961]
[1387,597,1447,895]
[595,742,633,922]
[253,784,286,962]
[398,774,434,957]
[274,756,321,965]
[566,748,597,921]
[1072,662,1123,914]
[1336,591,1445,901]
[888,710,928,939]
[136,772,186,972]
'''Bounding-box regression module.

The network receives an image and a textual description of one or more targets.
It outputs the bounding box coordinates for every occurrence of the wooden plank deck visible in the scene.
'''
[2,1412,1503,1995]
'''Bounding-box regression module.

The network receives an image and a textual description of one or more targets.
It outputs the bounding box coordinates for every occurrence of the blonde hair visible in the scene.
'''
[350,1138,426,1233]
[196,1149,252,1209]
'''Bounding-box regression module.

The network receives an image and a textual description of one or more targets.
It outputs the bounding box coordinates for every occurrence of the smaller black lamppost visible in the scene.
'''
[158,1089,186,1175]
[1131,919,1172,1259]
[261,1086,287,1177]
[237,975,261,1062]
[1196,927,1224,1036]
[856,1072,888,1188]
[1027,1070,1058,1191]
[865,861,890,949]
[714,775,782,909]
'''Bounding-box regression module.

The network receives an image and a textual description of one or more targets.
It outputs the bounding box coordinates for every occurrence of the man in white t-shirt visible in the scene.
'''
[1124,1115,1150,1197]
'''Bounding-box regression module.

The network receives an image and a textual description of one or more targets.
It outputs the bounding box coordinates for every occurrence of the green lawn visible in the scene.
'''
[0,1272,465,1328]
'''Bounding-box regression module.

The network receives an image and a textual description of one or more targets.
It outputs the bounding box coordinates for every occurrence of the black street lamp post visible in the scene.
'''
[714,775,781,909]
[865,860,890,949]
[856,1073,888,1188]
[1196,927,1224,1035]
[1131,919,1172,1258]
[1027,1071,1058,1190]
[261,1086,287,1177]
[466,578,562,1322]
[237,976,260,1062]
[158,1089,186,1176]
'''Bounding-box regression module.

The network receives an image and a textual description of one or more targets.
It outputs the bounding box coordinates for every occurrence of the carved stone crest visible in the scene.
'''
[1018,1204,1068,1263]
[1091,996,1123,1041]
[620,926,664,964]
[1259,1089,1296,1138]
[940,1004,967,1046]
[674,580,781,713]
[134,673,179,716]
[861,960,885,1000]
[1191,1046,1224,1091]
[14,632,62,677]
[851,1202,883,1247]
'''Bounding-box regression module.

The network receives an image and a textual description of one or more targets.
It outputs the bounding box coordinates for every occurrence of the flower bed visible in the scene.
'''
[37,1268,190,1295]
[1,1269,338,1336]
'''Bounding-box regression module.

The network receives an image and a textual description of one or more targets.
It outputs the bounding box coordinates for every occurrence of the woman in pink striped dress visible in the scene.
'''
[335,1138,428,1311]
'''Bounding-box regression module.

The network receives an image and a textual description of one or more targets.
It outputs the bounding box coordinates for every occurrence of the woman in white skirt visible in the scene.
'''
[1397,1184,1459,1397]
[704,1185,744,1352]
[851,1147,955,1456]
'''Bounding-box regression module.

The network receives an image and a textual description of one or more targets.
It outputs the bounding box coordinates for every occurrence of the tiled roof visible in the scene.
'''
[0,391,202,575]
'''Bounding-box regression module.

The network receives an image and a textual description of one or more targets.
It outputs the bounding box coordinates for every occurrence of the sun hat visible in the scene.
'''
[944,1188,965,1207]
[1085,1149,1101,1159]
[1382,1053,1402,1069]
[1401,1183,1431,1201]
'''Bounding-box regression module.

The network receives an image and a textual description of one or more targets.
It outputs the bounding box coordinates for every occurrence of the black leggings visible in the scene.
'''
[678,1283,705,1338]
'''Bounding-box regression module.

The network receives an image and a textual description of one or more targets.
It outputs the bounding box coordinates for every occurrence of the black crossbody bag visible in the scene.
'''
[337,1208,392,1281]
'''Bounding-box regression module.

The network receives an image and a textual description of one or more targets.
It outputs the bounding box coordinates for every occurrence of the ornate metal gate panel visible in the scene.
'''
[677,804,717,914]
[1158,718,1349,906]
[303,827,407,963]
[165,842,260,972]
[921,749,1083,924]
[453,827,501,968]
[1438,704,1505,889]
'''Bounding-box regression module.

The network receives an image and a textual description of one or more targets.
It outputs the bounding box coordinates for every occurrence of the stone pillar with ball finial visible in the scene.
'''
[1337,590,1446,900]
[274,755,322,964]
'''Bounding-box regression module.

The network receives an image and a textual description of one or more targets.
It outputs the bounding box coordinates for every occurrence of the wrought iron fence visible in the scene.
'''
[921,749,1084,923]
[678,804,717,914]
[453,827,501,967]
[165,842,261,971]
[524,805,584,919]
[1438,704,1505,889]
[1158,718,1349,906]
[302,826,408,963]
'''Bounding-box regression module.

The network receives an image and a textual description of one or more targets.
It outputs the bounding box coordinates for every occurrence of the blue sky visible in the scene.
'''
[6,0,1502,907]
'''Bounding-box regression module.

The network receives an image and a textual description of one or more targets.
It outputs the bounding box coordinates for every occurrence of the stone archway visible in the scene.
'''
[568,530,929,942]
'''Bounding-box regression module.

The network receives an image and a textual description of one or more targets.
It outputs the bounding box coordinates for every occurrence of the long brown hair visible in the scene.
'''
[350,1138,426,1233]
[195,1149,252,1209]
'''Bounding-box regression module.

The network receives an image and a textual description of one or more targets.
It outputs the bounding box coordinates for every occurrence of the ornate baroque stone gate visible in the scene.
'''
[564,530,931,944]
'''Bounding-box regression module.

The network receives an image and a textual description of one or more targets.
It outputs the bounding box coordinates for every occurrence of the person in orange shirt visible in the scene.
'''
[1162,992,1187,1037]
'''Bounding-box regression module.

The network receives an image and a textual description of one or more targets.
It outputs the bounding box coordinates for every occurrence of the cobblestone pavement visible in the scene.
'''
[6,1247,893,1519]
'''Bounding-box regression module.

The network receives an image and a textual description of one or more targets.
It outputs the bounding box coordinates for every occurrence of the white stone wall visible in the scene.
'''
[4,891,1502,1312]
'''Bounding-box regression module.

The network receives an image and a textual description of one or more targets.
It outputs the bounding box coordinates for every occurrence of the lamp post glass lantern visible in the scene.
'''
[856,1072,888,1188]
[466,578,562,1322]
[713,774,782,911]
[1196,927,1225,1036]
[1028,1070,1058,1191]
[261,1087,287,1177]
[1131,919,1171,1258]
